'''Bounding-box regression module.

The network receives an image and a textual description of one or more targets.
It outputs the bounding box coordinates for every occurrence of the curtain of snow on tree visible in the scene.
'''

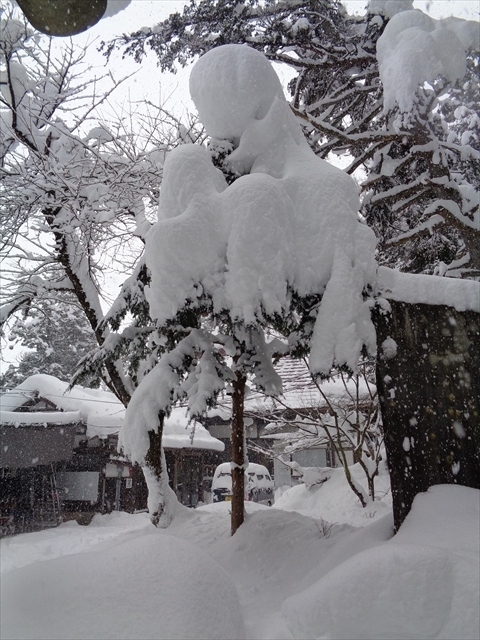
[121,44,377,531]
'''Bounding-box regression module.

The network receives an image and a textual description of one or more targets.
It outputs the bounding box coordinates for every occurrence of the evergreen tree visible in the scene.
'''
[119,44,377,533]
[106,0,479,277]
[0,298,98,390]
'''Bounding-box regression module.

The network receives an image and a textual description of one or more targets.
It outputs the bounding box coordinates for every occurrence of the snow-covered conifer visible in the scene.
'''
[122,44,377,531]
[110,0,479,277]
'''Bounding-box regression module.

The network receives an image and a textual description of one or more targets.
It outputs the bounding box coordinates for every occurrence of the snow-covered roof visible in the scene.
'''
[0,410,81,426]
[0,375,224,452]
[208,358,372,420]
[163,409,224,452]
[0,375,123,439]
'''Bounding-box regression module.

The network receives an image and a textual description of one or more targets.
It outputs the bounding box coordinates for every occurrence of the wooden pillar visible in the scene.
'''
[374,301,480,531]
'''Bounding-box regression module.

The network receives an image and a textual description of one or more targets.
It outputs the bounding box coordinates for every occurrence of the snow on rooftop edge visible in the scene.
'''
[0,410,81,426]
[0,375,224,451]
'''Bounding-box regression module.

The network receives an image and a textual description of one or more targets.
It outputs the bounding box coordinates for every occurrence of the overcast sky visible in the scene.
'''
[67,0,480,121]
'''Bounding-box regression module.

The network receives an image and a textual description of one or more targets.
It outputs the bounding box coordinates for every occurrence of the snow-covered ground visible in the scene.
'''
[1,465,478,640]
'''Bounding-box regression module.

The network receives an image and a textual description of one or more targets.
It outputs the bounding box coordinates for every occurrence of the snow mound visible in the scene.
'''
[204,507,393,639]
[1,530,245,640]
[189,44,285,144]
[0,513,151,577]
[274,463,392,527]
[282,484,480,639]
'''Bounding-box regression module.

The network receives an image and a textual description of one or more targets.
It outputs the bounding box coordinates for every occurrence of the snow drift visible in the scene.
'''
[1,530,245,640]
[282,484,480,639]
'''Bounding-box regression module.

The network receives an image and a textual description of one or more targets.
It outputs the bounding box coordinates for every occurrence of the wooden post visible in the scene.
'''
[374,301,480,531]
[231,370,247,535]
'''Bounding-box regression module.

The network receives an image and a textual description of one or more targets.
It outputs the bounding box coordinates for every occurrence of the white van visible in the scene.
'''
[211,462,274,505]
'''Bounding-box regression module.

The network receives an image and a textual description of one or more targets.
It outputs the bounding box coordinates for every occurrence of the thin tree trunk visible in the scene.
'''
[231,370,247,535]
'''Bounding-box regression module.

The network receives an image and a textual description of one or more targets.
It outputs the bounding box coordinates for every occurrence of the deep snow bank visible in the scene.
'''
[282,484,480,640]
[274,462,392,527]
[1,529,245,640]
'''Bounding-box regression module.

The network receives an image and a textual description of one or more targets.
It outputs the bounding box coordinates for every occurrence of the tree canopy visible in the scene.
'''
[0,298,98,391]
[107,0,479,277]
[0,3,196,403]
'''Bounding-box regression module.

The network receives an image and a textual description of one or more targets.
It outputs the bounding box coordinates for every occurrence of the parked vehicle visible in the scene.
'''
[211,462,274,505]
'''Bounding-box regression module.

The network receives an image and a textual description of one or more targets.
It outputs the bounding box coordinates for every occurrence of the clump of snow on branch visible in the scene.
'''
[147,44,376,358]
[377,9,480,112]
[368,0,414,19]
[125,44,377,464]
[377,267,480,313]
[121,329,229,464]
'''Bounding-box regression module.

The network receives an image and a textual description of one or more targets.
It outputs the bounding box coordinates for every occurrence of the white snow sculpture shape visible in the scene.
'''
[377,9,480,112]
[146,44,377,375]
[189,43,285,146]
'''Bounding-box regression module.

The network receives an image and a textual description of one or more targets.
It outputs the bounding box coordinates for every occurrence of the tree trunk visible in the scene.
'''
[231,370,247,535]
[374,302,480,532]
[143,412,176,527]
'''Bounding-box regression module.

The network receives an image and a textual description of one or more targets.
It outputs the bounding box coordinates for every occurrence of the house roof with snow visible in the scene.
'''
[208,358,373,421]
[0,374,224,452]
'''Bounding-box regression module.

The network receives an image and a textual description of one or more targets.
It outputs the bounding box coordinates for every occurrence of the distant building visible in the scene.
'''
[206,358,372,488]
[0,375,224,536]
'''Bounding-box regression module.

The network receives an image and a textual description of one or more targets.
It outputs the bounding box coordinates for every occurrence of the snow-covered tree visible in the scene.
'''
[0,3,196,404]
[0,298,98,391]
[109,2,479,531]
[120,44,377,533]
[0,3,212,529]
[108,0,479,277]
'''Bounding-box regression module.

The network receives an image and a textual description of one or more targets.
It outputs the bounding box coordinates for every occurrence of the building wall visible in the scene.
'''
[0,424,77,468]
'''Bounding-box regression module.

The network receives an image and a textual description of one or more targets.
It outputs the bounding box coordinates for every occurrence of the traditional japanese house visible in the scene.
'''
[0,375,224,535]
